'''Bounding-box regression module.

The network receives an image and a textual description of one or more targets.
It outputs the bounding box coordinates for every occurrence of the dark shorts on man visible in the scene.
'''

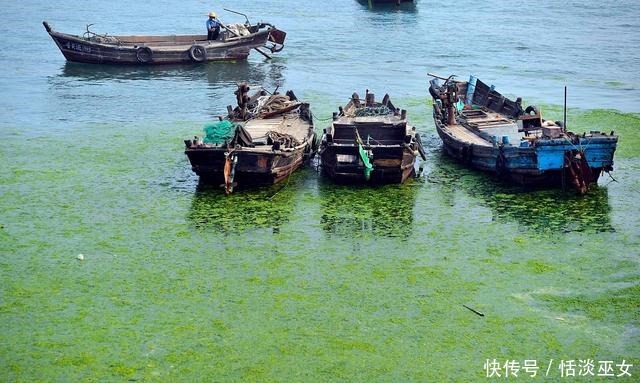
[208,26,220,40]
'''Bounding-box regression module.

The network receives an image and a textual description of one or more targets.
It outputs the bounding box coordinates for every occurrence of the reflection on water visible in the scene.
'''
[58,60,284,88]
[46,60,288,126]
[319,179,419,239]
[187,175,301,234]
[427,150,614,233]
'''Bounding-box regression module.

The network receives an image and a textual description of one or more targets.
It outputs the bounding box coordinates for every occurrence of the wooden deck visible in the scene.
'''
[242,114,311,152]
[444,123,491,146]
[460,109,511,129]
[455,108,522,146]
[244,115,308,140]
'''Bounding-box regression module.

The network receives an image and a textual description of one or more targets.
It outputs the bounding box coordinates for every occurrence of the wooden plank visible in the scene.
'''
[244,116,310,141]
[445,124,491,146]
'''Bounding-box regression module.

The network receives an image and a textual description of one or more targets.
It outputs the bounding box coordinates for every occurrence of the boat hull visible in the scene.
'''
[186,147,307,187]
[434,118,615,187]
[320,144,416,184]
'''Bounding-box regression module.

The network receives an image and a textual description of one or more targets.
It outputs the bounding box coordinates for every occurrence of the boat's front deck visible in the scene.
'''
[243,114,311,151]
[444,123,492,146]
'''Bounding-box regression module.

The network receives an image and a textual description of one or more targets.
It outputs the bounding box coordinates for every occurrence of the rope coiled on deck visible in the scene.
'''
[250,94,291,116]
[266,131,301,148]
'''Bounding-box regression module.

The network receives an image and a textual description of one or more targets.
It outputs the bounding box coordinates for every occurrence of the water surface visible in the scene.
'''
[1,0,639,381]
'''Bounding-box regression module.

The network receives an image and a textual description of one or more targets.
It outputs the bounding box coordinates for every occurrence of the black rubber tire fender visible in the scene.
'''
[189,44,207,62]
[524,105,539,116]
[136,46,153,63]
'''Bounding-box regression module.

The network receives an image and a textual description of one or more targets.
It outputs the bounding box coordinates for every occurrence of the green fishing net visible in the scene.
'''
[203,120,235,144]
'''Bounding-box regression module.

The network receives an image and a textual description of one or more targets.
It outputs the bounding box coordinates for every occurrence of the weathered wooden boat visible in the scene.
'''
[358,0,414,5]
[428,74,618,194]
[184,83,317,194]
[42,17,285,64]
[319,91,426,184]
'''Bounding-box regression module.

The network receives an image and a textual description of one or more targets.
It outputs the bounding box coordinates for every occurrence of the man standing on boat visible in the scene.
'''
[207,12,221,40]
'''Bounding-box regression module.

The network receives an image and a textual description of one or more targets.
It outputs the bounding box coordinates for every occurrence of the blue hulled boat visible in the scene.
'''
[428,74,618,194]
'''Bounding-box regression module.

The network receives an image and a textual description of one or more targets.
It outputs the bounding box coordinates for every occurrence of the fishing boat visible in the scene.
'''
[42,14,285,64]
[358,0,414,5]
[184,83,317,194]
[319,90,425,184]
[427,74,618,194]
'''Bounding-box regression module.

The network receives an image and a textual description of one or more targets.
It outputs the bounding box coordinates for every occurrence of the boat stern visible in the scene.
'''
[320,143,416,184]
[266,27,286,52]
[535,132,618,172]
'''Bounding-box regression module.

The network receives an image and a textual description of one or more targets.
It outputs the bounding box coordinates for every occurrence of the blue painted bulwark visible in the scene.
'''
[428,75,618,193]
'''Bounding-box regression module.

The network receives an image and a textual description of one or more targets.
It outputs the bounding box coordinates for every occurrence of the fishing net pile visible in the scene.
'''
[203,120,235,144]
[355,106,392,117]
[231,83,301,120]
[201,83,305,148]
[251,94,292,116]
[225,23,251,36]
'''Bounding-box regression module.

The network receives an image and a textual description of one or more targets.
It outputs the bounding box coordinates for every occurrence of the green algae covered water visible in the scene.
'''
[1,1,639,381]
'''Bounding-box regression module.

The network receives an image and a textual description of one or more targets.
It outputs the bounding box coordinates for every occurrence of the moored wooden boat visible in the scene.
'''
[319,91,425,184]
[358,0,414,5]
[184,83,317,194]
[428,74,618,194]
[43,18,285,64]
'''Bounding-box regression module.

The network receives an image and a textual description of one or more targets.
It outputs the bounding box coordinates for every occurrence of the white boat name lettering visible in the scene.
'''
[64,41,91,53]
